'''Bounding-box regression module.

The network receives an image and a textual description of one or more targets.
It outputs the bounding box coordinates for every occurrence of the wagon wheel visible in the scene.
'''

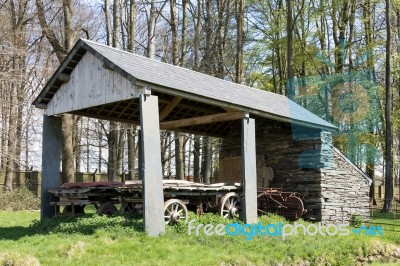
[219,192,241,219]
[63,205,85,215]
[97,202,117,215]
[284,196,304,220]
[164,199,188,225]
[120,202,136,214]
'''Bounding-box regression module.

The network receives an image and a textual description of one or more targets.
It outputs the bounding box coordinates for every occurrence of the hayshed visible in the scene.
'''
[34,39,370,235]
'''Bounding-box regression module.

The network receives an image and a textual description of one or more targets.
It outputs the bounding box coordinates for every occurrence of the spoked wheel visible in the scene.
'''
[283,196,305,220]
[164,199,188,225]
[219,192,241,219]
[97,202,117,215]
[120,202,136,214]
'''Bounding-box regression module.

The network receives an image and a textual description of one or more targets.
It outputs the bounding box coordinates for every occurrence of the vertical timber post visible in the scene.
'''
[139,94,165,236]
[241,116,258,224]
[41,115,62,219]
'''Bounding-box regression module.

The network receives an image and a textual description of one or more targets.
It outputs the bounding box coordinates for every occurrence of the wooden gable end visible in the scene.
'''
[47,52,142,116]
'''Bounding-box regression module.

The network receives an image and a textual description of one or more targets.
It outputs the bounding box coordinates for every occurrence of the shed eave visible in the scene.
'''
[143,81,337,131]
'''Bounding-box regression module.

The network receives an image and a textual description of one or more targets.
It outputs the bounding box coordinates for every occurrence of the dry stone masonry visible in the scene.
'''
[218,118,371,222]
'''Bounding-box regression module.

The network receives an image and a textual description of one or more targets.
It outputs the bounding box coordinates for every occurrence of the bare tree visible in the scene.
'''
[36,0,75,184]
[235,0,244,84]
[4,0,29,191]
[383,0,393,212]
[147,0,157,59]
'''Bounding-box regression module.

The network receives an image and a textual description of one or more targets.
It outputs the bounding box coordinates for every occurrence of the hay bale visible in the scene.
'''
[214,155,274,188]
[214,156,242,183]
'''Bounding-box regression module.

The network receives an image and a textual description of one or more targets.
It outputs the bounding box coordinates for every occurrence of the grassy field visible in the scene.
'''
[0,210,400,266]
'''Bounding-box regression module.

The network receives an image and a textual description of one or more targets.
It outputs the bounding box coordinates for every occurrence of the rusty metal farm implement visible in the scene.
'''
[257,188,307,220]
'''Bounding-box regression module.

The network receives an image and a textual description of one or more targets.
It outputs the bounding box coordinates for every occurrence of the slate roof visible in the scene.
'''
[33,39,336,131]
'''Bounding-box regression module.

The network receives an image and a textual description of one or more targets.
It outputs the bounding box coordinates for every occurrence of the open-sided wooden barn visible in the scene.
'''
[33,39,371,235]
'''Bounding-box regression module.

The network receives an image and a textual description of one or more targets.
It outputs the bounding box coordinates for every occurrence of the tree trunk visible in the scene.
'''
[15,89,23,171]
[104,0,112,46]
[193,135,200,182]
[170,0,178,65]
[235,0,245,84]
[4,0,29,190]
[127,0,136,52]
[113,0,121,48]
[175,133,185,180]
[0,83,7,170]
[201,137,211,183]
[187,135,193,177]
[117,128,125,175]
[108,122,119,180]
[383,0,393,212]
[98,122,103,172]
[193,0,201,71]
[127,125,136,180]
[169,0,185,180]
[4,81,18,192]
[107,0,122,181]
[147,0,156,59]
[203,0,212,74]
[61,114,75,183]
[286,0,294,97]
[61,0,75,183]
[181,0,187,67]
[74,117,81,172]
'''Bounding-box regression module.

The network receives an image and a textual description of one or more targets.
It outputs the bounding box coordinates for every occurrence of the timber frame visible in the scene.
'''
[34,39,336,236]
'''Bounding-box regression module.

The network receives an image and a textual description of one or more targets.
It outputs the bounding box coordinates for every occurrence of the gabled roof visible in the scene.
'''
[33,39,336,131]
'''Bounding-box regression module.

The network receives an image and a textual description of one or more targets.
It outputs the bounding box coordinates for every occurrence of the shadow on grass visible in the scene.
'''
[0,213,144,240]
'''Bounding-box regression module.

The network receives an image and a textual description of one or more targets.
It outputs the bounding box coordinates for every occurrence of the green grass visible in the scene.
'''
[365,210,400,245]
[0,211,399,266]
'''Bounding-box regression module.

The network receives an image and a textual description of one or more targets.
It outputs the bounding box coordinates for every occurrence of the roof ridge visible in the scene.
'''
[81,38,284,98]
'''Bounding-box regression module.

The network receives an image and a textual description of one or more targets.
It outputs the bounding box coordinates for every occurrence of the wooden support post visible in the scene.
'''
[41,115,62,219]
[241,117,258,224]
[139,94,165,236]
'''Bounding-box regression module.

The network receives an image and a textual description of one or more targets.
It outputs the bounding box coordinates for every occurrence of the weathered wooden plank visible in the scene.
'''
[241,117,258,224]
[160,111,247,130]
[41,115,62,219]
[140,95,165,236]
[47,52,142,115]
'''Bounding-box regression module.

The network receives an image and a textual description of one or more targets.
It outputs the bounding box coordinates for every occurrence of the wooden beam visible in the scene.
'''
[159,96,182,121]
[223,107,238,112]
[58,73,70,82]
[160,111,247,130]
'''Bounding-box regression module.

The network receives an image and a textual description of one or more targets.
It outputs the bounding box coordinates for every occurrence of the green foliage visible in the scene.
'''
[30,213,143,236]
[0,186,40,211]
[351,214,364,228]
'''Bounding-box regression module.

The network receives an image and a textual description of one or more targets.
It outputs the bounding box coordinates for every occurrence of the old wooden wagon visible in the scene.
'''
[48,180,242,225]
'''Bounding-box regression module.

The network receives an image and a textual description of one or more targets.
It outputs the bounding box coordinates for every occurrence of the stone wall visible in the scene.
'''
[218,118,371,222]
[320,148,371,222]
